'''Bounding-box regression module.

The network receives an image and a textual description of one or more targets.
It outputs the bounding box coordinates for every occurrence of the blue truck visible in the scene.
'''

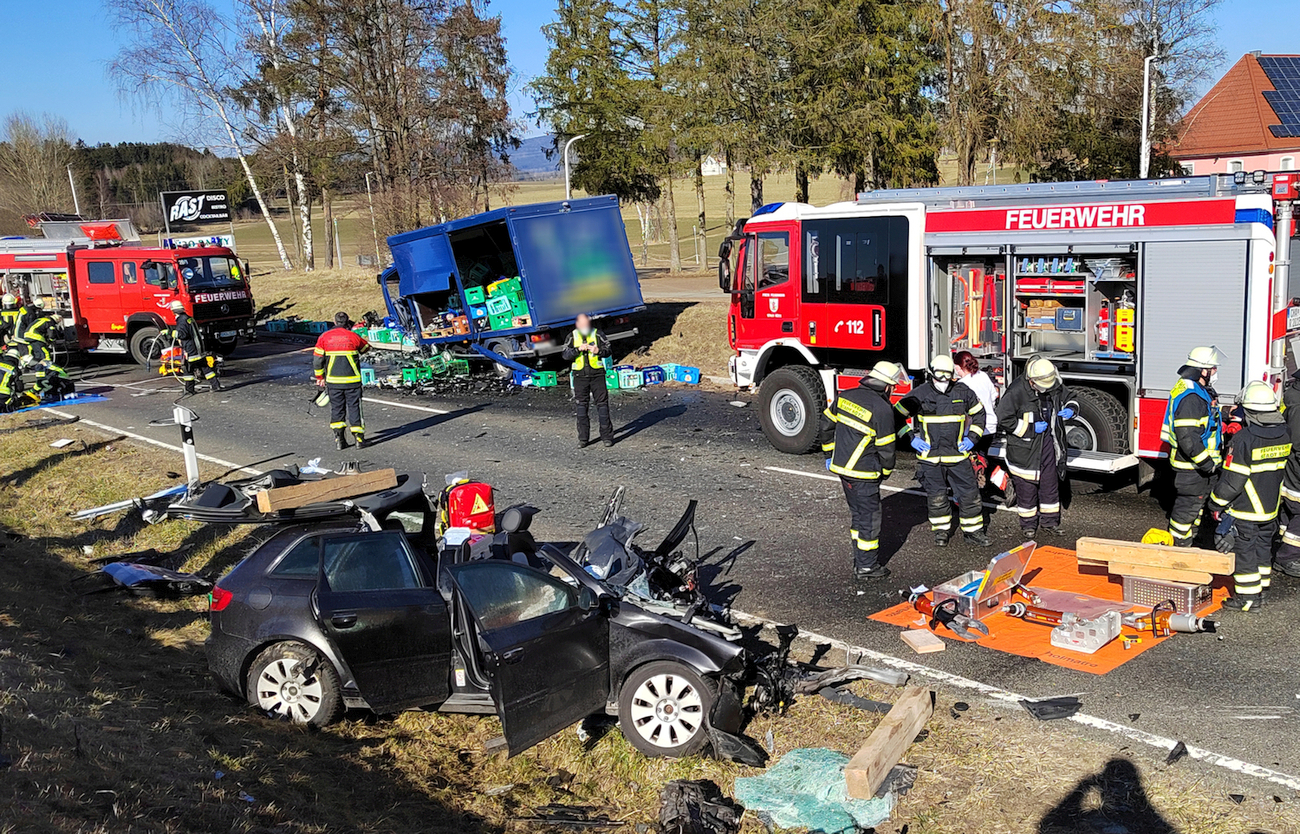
[379,195,645,368]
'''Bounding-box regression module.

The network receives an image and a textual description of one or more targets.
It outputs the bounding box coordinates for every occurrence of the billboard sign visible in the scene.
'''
[160,190,232,226]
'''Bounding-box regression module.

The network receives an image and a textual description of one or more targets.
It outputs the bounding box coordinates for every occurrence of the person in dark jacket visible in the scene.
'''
[898,355,990,546]
[820,360,909,580]
[1210,381,1291,611]
[0,293,19,350]
[14,297,58,362]
[0,348,22,412]
[562,313,614,448]
[1161,346,1222,546]
[995,357,1077,538]
[167,300,220,394]
[313,312,371,449]
[1274,369,1300,576]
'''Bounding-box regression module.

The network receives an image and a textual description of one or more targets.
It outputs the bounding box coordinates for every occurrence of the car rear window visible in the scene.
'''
[269,536,319,577]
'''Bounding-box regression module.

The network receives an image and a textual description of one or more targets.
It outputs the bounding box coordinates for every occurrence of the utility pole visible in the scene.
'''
[67,164,81,215]
[365,171,381,266]
[1140,52,1159,179]
[563,134,588,200]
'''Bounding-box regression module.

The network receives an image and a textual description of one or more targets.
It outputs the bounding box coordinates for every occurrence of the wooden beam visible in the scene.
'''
[256,469,398,514]
[1075,537,1233,575]
[845,686,934,800]
[1077,555,1212,584]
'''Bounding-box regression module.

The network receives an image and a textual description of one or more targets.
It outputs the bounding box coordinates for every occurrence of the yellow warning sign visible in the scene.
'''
[471,495,490,515]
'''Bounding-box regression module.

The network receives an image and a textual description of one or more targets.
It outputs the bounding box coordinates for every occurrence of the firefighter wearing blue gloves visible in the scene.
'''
[899,355,990,547]
[996,357,1077,538]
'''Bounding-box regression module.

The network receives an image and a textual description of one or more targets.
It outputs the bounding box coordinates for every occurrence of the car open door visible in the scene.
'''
[448,560,610,756]
[313,531,452,713]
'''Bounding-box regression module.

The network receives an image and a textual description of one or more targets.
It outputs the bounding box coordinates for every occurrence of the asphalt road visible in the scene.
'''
[51,339,1300,784]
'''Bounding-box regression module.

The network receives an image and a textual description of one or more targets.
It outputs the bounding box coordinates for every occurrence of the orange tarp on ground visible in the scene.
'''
[868,545,1227,675]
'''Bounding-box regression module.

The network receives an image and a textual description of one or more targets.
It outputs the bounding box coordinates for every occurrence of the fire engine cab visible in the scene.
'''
[0,218,255,364]
[721,174,1300,476]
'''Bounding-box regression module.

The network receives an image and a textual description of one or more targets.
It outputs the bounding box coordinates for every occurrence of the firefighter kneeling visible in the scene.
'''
[0,348,22,412]
[820,361,909,581]
[899,355,991,547]
[22,353,73,404]
[1209,381,1291,612]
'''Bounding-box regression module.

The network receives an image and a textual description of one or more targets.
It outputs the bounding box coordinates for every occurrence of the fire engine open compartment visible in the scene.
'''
[1010,251,1139,364]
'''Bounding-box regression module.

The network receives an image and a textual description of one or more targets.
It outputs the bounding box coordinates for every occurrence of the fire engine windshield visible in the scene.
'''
[176,256,244,291]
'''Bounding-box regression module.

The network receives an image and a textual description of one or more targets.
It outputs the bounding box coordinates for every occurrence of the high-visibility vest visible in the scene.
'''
[1161,378,1221,471]
[571,330,602,371]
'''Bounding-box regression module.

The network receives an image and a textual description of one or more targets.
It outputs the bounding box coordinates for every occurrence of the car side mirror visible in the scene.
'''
[717,240,733,292]
[577,586,599,612]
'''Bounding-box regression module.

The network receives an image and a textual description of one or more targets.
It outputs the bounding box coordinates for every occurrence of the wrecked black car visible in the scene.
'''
[205,483,750,759]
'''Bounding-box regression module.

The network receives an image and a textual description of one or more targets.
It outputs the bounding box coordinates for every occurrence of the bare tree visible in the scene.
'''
[107,0,294,269]
[0,112,75,217]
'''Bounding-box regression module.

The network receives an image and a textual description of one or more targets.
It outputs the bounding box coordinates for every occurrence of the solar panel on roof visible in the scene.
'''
[1259,57,1300,139]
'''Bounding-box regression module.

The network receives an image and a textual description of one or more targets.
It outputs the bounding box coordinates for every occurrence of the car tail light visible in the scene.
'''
[530,331,551,343]
[614,316,630,325]
[209,586,233,612]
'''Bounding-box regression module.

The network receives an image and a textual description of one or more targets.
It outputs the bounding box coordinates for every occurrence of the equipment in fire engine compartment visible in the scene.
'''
[942,263,1004,356]
[1012,253,1138,363]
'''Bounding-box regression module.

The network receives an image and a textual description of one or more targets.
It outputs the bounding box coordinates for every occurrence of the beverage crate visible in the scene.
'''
[605,369,621,389]
[470,305,488,319]
[464,286,487,305]
[486,296,513,316]
[360,366,376,386]
[618,368,644,389]
[488,277,522,297]
[265,319,288,332]
[488,312,514,331]
[672,365,701,384]
[512,370,536,387]
[307,321,330,334]
[401,367,420,384]
[423,354,449,373]
[512,315,532,328]
[447,358,471,375]
[642,366,667,385]
[509,296,529,317]
[532,371,559,388]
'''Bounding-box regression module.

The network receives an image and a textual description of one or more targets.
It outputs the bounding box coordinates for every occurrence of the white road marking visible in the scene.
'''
[764,465,1015,513]
[45,410,265,476]
[42,409,1299,789]
[362,396,449,415]
[729,608,1300,790]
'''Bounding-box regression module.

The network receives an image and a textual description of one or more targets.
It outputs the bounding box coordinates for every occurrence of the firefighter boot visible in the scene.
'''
[855,564,891,581]
[209,376,222,392]
[1221,592,1265,612]
[964,530,991,547]
[183,379,197,396]
[334,428,348,451]
[354,433,366,450]
[935,530,951,547]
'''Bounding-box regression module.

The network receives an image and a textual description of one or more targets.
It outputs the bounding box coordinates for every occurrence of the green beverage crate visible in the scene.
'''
[488,312,514,331]
[401,367,420,384]
[497,277,523,296]
[448,359,471,375]
[532,371,558,388]
[464,286,486,305]
[509,295,529,317]
[423,354,449,373]
[605,369,620,389]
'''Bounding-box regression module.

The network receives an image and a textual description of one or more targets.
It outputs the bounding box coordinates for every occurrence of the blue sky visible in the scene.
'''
[0,0,1295,145]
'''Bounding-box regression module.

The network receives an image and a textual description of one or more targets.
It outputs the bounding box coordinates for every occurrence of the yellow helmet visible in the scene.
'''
[867,361,907,387]
[1186,346,1220,369]
[1,293,15,308]
[1026,357,1060,390]
[930,355,956,378]
[1239,380,1279,412]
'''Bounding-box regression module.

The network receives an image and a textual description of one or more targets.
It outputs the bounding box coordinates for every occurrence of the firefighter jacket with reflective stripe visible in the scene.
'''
[1162,372,1221,472]
[0,309,18,344]
[1211,418,1291,521]
[1282,379,1300,501]
[19,311,57,345]
[313,327,370,386]
[167,312,201,355]
[562,329,611,376]
[898,381,984,464]
[0,353,18,398]
[820,383,906,480]
[995,376,1076,480]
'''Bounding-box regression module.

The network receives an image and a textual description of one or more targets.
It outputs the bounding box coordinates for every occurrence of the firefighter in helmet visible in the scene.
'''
[167,299,220,394]
[15,297,58,363]
[1273,368,1300,577]
[1,293,20,349]
[21,351,73,404]
[1161,346,1222,546]
[898,355,991,547]
[1209,381,1291,611]
[995,357,1076,538]
[313,312,371,449]
[820,360,909,580]
[0,348,22,412]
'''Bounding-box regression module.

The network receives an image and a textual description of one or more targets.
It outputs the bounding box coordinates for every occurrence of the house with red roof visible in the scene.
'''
[1171,52,1300,176]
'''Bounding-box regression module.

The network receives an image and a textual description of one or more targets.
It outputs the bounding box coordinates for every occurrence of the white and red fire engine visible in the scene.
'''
[721,173,1300,477]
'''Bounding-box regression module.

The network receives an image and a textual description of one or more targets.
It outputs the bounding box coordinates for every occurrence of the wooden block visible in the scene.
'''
[845,686,934,800]
[900,629,946,654]
[256,469,398,513]
[1104,561,1213,585]
[1075,537,1233,575]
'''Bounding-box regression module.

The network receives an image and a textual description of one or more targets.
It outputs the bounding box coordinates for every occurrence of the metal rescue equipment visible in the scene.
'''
[721,173,1299,477]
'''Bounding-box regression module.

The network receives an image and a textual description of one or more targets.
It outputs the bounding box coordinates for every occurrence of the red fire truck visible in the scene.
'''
[0,218,255,364]
[720,174,1299,478]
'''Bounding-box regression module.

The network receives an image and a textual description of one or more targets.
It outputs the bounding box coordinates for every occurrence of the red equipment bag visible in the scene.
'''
[444,481,495,532]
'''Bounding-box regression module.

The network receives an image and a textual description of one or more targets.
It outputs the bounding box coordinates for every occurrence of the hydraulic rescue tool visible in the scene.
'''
[1122,600,1215,637]
[910,594,991,640]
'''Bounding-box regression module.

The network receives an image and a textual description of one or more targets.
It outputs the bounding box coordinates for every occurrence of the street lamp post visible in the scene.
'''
[563,134,588,200]
[1140,54,1159,179]
[365,171,381,266]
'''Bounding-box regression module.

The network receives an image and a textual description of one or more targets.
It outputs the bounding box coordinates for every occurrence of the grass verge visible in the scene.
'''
[1,414,1295,833]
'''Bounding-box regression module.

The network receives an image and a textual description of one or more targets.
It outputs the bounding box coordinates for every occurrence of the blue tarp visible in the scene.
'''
[733,748,894,833]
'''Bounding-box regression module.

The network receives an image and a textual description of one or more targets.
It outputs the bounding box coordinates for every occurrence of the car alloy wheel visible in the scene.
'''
[619,661,713,756]
[246,641,343,727]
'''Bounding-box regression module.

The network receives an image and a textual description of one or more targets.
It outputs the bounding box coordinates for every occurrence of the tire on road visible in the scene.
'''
[245,640,343,727]
[617,660,715,758]
[1065,387,1131,455]
[758,365,825,454]
[212,335,239,357]
[128,326,162,367]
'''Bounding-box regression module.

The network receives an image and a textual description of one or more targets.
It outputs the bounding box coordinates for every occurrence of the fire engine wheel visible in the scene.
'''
[758,366,825,455]
[212,335,239,357]
[1065,387,1130,455]
[129,326,163,367]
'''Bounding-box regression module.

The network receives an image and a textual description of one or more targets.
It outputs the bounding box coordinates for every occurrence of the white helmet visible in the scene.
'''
[930,355,956,378]
[1239,380,1279,412]
[1186,346,1220,369]
[169,300,185,313]
[1,293,14,308]
[1026,357,1060,390]
[867,361,907,387]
